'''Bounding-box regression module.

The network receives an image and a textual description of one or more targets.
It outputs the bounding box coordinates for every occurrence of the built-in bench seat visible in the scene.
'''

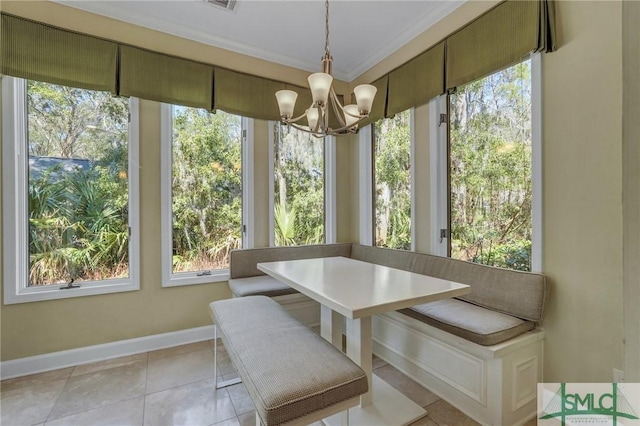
[227,243,548,425]
[209,295,368,426]
[228,243,351,298]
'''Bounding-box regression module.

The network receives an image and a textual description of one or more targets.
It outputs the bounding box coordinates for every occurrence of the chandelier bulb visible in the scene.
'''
[275,90,298,119]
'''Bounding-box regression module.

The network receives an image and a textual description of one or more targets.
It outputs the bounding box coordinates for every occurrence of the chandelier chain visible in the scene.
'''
[325,0,330,57]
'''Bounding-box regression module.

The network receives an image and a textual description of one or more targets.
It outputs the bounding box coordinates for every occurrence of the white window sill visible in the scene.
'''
[162,270,230,287]
[4,280,140,305]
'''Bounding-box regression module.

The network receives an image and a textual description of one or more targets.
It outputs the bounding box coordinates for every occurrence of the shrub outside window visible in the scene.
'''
[448,59,532,271]
[373,110,412,250]
[161,105,243,286]
[272,124,325,247]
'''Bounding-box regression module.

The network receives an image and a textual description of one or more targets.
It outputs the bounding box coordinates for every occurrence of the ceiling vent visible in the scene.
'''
[204,0,236,11]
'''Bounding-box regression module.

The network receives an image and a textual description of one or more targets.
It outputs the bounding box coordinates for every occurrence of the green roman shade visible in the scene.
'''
[1,14,118,92]
[446,0,556,90]
[214,68,286,121]
[387,42,445,116]
[119,46,214,110]
[539,0,557,53]
[1,0,556,123]
[356,76,388,128]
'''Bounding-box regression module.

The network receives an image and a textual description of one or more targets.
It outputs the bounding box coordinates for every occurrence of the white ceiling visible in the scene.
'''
[55,0,464,81]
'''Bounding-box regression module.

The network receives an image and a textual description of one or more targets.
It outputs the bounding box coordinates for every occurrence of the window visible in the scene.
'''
[373,110,412,250]
[447,59,536,271]
[271,124,325,246]
[161,105,244,286]
[2,77,140,304]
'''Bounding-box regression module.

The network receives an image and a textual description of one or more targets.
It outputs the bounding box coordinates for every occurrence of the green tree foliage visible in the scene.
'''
[171,108,242,271]
[449,60,532,271]
[273,125,324,246]
[27,81,130,284]
[374,110,411,250]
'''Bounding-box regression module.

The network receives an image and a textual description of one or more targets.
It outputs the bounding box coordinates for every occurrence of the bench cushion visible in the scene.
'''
[351,244,547,321]
[399,299,536,346]
[210,296,368,425]
[228,276,298,297]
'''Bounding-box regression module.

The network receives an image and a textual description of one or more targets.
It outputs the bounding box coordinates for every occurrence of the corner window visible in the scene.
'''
[447,59,535,271]
[271,124,325,246]
[2,77,140,304]
[160,105,244,286]
[373,110,412,250]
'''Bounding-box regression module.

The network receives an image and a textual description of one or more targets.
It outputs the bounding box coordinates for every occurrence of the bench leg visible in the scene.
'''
[346,317,373,408]
[213,324,242,389]
[321,305,343,349]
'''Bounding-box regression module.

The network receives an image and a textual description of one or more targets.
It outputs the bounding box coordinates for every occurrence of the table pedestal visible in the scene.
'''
[321,306,428,425]
[323,375,428,426]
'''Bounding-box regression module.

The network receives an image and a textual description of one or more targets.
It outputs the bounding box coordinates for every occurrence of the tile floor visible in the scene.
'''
[1,340,536,426]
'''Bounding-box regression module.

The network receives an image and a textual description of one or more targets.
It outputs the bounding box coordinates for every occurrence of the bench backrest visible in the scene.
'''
[350,244,547,322]
[229,243,353,279]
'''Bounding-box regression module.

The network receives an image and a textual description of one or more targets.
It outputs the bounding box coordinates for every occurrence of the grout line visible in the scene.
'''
[141,350,149,426]
[43,371,73,423]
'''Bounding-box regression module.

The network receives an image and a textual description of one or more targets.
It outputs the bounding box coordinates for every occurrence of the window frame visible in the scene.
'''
[431,53,542,271]
[2,76,141,304]
[160,104,251,287]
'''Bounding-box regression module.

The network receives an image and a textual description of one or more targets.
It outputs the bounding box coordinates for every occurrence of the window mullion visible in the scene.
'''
[358,125,373,246]
[429,96,448,257]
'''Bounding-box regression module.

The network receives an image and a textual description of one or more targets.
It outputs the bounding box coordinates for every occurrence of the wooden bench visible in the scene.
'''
[209,296,368,426]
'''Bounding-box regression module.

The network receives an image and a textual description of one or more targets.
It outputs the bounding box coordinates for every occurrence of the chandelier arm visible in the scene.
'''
[329,87,345,111]
[328,114,370,134]
[320,105,330,134]
[285,121,323,136]
[282,119,315,133]
[280,103,313,124]
[329,87,355,128]
[329,93,347,128]
[328,89,364,119]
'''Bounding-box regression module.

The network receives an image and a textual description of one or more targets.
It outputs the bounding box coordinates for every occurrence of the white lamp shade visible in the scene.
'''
[354,84,377,114]
[275,90,298,119]
[343,104,360,128]
[308,73,333,105]
[307,107,320,131]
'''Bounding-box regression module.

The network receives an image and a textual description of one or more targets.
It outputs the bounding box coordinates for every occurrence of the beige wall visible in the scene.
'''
[622,0,640,382]
[541,1,624,382]
[1,0,637,383]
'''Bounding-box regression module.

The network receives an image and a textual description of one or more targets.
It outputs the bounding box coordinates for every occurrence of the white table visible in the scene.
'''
[257,256,470,426]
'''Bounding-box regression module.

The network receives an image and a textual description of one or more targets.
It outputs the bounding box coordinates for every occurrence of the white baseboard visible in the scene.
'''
[0,325,214,380]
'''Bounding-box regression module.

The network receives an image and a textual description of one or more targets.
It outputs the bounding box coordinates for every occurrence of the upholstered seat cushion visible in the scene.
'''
[351,244,547,322]
[228,276,298,297]
[210,296,368,425]
[400,299,536,346]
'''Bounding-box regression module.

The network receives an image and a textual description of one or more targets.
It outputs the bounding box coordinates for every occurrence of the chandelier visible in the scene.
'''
[275,0,377,137]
